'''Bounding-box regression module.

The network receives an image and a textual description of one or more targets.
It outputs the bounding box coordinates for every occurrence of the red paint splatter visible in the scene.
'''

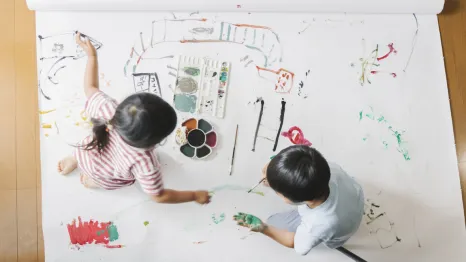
[237,5,241,8]
[281,126,312,146]
[67,217,111,245]
[391,73,397,78]
[377,43,397,61]
[371,70,378,74]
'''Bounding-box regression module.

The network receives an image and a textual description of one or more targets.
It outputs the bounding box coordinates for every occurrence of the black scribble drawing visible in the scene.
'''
[189,27,214,35]
[132,73,162,97]
[364,198,402,249]
[298,19,316,35]
[244,60,254,67]
[240,55,249,62]
[403,14,419,72]
[189,11,199,16]
[38,31,103,99]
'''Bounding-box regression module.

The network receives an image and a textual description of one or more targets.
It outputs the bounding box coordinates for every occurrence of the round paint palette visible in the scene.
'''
[176,118,217,159]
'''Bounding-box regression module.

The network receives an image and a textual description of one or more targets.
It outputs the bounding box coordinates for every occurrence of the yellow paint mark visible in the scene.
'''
[80,110,87,121]
[39,109,56,114]
[65,115,71,118]
[45,134,49,137]
[75,122,80,126]
[42,124,52,128]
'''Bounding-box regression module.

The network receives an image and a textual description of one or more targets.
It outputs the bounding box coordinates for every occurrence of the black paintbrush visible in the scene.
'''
[247,178,266,193]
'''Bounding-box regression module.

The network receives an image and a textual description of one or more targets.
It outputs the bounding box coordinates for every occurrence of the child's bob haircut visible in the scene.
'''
[267,145,331,203]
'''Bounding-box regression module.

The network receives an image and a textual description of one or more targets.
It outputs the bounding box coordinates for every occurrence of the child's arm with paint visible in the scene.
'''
[151,189,210,204]
[75,32,99,98]
[233,212,295,248]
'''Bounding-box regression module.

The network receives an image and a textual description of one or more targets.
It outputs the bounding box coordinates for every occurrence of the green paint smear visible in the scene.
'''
[212,213,225,224]
[183,67,200,76]
[144,221,149,226]
[107,223,119,242]
[359,107,411,161]
[174,94,197,113]
[210,184,264,196]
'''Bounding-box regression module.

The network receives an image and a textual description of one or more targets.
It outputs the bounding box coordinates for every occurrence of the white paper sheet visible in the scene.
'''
[31,0,465,261]
[27,0,445,14]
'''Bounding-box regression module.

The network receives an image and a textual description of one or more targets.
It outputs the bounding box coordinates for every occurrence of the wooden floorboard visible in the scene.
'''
[0,0,465,261]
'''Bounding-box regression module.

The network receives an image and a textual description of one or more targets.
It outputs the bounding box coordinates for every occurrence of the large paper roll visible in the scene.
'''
[26,0,445,14]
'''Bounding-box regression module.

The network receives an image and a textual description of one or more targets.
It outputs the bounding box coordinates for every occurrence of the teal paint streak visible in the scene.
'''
[226,25,231,41]
[107,223,119,242]
[245,45,268,67]
[219,22,224,40]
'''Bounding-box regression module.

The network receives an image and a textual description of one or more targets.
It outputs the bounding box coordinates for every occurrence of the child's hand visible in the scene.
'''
[75,32,97,57]
[233,212,266,232]
[194,190,211,204]
[262,163,270,187]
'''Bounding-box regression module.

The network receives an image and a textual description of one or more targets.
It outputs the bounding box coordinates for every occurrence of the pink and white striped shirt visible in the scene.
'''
[75,91,163,195]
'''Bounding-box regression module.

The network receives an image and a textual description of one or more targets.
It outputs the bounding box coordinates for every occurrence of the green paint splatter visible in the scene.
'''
[251,191,265,196]
[382,141,388,149]
[143,221,149,226]
[107,223,119,242]
[359,107,410,161]
[97,230,105,236]
[183,67,200,76]
[211,213,225,224]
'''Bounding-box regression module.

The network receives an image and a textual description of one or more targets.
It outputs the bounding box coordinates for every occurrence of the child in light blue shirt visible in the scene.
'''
[233,145,364,255]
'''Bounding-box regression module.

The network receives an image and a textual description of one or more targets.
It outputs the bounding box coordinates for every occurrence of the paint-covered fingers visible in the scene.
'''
[194,190,211,205]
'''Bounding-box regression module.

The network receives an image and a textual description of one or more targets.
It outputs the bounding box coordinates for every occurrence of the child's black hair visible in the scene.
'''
[84,93,177,153]
[267,145,331,203]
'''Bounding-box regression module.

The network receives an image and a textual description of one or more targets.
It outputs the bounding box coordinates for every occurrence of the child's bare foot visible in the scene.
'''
[80,173,100,189]
[58,156,78,175]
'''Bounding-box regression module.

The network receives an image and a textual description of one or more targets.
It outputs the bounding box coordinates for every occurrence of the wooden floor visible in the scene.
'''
[0,0,465,261]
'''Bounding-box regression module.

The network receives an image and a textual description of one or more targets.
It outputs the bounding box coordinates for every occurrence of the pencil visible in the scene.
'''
[229,125,239,176]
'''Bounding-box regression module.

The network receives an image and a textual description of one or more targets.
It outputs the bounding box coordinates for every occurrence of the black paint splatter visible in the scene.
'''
[212,72,217,77]
[252,99,265,152]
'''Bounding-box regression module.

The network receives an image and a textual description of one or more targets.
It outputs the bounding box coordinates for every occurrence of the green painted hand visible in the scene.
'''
[233,212,266,232]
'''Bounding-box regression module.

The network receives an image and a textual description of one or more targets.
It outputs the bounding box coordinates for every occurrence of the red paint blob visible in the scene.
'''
[206,132,217,147]
[391,73,397,78]
[370,70,378,75]
[67,217,111,245]
[281,126,312,146]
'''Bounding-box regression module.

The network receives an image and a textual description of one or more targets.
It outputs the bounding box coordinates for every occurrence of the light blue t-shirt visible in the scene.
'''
[294,163,364,255]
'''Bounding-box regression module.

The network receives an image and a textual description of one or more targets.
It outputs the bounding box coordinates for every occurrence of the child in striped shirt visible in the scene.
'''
[57,32,211,205]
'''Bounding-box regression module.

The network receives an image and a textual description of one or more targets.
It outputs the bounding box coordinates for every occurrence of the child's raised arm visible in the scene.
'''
[75,32,99,98]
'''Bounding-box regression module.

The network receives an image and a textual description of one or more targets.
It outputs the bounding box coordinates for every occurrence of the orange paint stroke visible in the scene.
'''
[255,66,294,77]
[234,24,272,30]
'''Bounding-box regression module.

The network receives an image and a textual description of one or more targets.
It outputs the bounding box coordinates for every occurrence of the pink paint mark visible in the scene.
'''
[377,43,397,61]
[370,70,378,74]
[237,5,241,8]
[391,73,397,78]
[105,244,125,249]
[281,126,312,146]
[67,217,111,245]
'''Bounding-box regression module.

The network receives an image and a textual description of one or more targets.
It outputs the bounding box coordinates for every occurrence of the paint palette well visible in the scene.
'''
[176,118,218,159]
[172,56,231,118]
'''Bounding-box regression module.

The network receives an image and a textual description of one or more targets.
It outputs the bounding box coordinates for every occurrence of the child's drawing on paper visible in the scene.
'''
[38,31,103,100]
[56,32,211,205]
[357,42,398,86]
